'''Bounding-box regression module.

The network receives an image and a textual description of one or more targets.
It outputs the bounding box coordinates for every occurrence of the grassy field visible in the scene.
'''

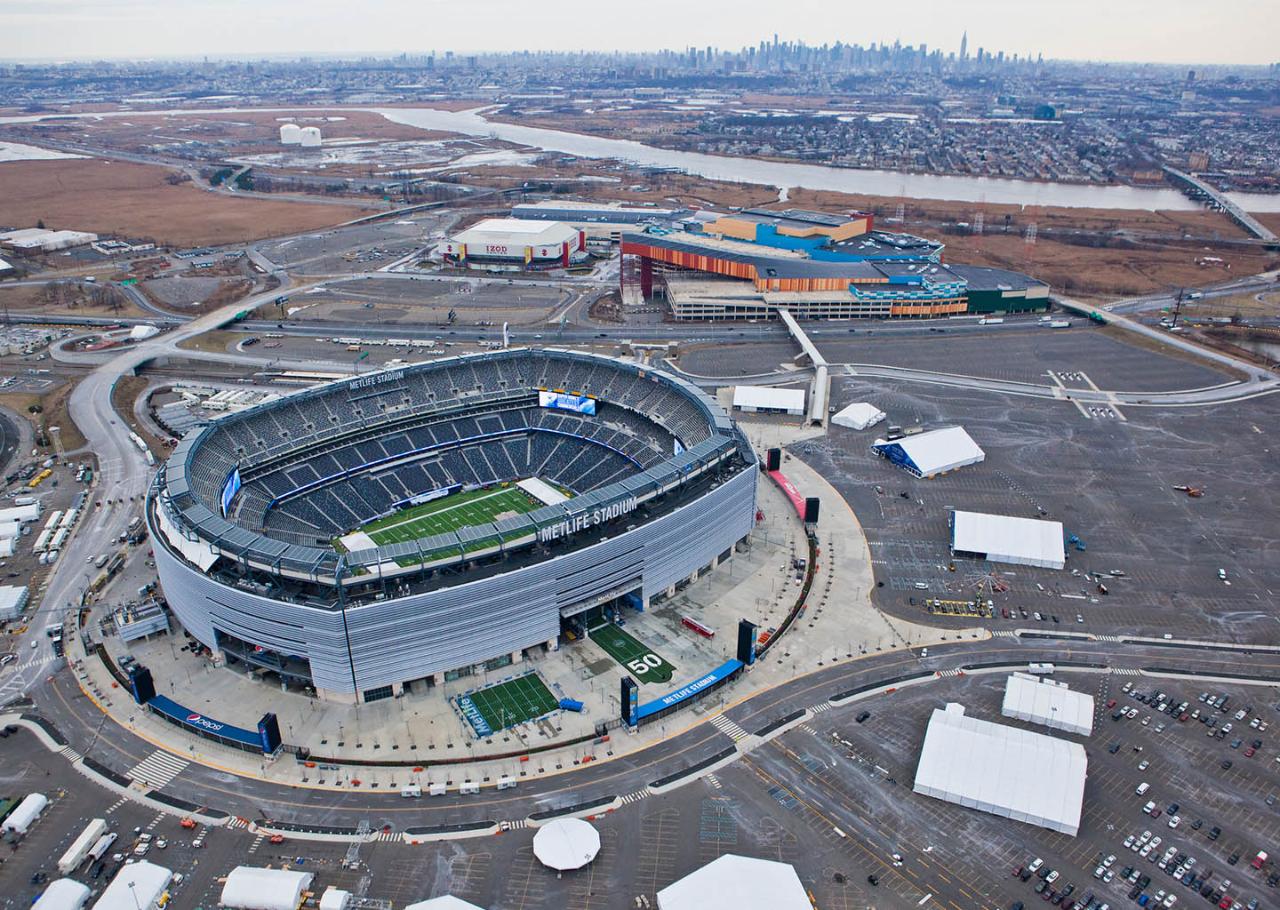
[590,623,677,684]
[457,673,559,737]
[362,485,540,546]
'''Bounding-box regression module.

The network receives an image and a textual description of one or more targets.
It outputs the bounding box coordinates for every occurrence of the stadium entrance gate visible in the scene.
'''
[559,582,643,641]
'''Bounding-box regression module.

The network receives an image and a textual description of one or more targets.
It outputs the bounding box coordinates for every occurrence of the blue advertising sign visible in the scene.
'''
[220,467,242,517]
[539,390,597,416]
[635,659,744,721]
[147,694,265,750]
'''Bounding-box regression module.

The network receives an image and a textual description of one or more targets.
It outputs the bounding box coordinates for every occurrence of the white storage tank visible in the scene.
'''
[299,126,322,148]
[279,123,302,145]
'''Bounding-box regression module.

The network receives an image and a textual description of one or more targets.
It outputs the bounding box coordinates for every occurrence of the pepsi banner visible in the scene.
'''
[146,694,271,753]
[539,391,596,416]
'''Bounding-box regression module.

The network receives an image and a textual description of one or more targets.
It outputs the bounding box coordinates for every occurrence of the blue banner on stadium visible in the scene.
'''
[635,659,744,721]
[539,390,597,416]
[147,694,263,750]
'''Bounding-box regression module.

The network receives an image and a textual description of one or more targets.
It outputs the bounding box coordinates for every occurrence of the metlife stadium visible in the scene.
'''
[148,349,758,702]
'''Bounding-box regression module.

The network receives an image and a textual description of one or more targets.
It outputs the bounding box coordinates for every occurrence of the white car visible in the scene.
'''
[1104,854,1117,867]
[1103,870,1115,883]
[1139,830,1154,844]
[1140,843,1155,858]
[1162,895,1177,908]
[1124,835,1137,849]
[1168,815,1180,829]
[1046,870,1059,884]
[1029,858,1044,873]
[1094,865,1106,879]
[1139,759,1150,771]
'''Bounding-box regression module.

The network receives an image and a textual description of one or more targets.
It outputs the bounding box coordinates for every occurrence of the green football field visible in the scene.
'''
[457,672,560,736]
[360,485,540,546]
[590,623,676,684]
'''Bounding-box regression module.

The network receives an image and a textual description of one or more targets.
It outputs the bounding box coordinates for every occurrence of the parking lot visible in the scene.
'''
[260,218,446,276]
[788,362,1280,643]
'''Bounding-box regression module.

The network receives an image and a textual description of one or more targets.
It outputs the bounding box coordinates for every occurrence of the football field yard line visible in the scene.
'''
[462,672,560,735]
[589,623,676,684]
[364,486,539,545]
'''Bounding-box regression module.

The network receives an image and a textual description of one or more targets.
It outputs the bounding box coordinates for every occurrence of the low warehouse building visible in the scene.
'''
[731,385,806,416]
[1003,672,1095,737]
[831,401,885,430]
[442,218,584,270]
[950,510,1066,570]
[914,703,1087,836]
[219,866,314,910]
[871,426,984,478]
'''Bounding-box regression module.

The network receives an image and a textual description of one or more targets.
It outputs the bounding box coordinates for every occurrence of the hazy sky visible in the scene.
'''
[5,0,1277,65]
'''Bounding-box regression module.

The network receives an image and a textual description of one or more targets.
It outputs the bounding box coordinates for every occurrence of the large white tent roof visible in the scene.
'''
[403,898,488,910]
[872,426,984,477]
[532,818,601,871]
[219,867,314,910]
[950,510,1066,570]
[831,401,885,430]
[732,385,806,413]
[453,218,577,246]
[91,860,171,910]
[1002,672,1095,737]
[656,854,812,910]
[914,703,1087,836]
[33,879,91,910]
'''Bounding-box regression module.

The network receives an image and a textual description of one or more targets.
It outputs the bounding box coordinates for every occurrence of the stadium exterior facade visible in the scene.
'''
[148,349,757,703]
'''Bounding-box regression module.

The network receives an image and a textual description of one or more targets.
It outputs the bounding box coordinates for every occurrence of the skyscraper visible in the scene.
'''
[959,31,968,62]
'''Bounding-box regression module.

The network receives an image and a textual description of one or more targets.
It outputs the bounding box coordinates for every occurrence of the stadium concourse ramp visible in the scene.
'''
[775,307,829,426]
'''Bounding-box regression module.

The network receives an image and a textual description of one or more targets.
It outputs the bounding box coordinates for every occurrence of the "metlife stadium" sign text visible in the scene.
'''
[537,497,637,544]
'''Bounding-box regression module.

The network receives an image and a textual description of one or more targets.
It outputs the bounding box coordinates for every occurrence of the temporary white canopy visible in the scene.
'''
[129,324,160,342]
[1003,673,1095,737]
[1,792,48,834]
[532,818,601,870]
[317,888,352,910]
[914,703,1087,836]
[831,401,885,430]
[33,879,91,910]
[219,867,314,910]
[872,426,985,478]
[732,385,806,415]
[403,898,488,910]
[656,854,812,910]
[91,860,172,910]
[951,510,1066,570]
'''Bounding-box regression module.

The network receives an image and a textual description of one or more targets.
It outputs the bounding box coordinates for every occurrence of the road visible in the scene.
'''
[21,632,1280,830]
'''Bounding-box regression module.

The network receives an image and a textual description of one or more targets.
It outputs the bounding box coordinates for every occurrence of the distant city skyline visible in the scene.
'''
[3,0,1278,66]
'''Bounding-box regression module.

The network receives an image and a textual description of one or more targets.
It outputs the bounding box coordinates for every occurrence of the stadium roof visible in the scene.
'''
[453,218,576,240]
[831,402,885,430]
[872,426,985,478]
[656,854,812,910]
[914,703,1087,836]
[950,510,1066,570]
[732,385,806,413]
[1003,672,1095,737]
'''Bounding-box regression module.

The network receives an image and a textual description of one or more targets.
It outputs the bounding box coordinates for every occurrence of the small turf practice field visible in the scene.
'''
[456,672,560,738]
[358,485,540,547]
[590,622,677,684]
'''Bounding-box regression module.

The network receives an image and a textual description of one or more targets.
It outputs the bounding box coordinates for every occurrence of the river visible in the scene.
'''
[4,103,1278,213]
[376,106,1280,213]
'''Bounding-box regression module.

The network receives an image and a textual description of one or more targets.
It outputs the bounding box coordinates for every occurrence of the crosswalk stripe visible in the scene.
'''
[127,750,190,790]
[710,714,750,742]
[619,789,650,805]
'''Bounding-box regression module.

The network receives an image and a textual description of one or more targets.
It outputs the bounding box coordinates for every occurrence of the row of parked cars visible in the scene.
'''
[1012,857,1110,910]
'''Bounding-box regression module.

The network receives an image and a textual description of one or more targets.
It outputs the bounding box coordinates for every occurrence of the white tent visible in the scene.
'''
[732,385,806,415]
[91,860,172,910]
[871,426,985,478]
[950,510,1065,570]
[913,703,1087,836]
[831,401,885,430]
[129,325,160,342]
[317,888,352,910]
[219,867,314,910]
[33,879,91,910]
[403,898,488,910]
[1,792,48,834]
[532,818,601,871]
[1003,673,1094,737]
[657,854,812,910]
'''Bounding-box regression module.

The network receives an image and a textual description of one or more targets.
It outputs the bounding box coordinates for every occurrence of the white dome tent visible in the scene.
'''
[532,817,601,871]
[403,898,488,910]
